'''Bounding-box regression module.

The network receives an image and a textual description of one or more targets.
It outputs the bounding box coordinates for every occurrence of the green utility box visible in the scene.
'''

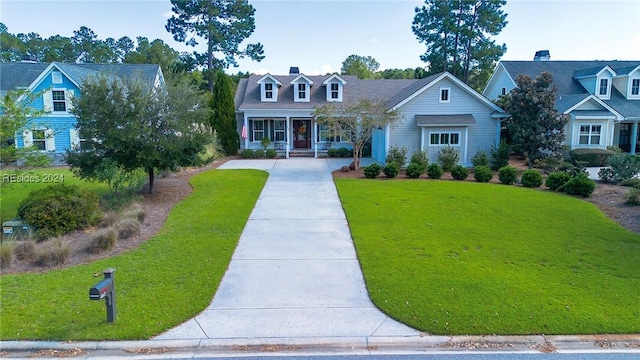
[2,220,32,239]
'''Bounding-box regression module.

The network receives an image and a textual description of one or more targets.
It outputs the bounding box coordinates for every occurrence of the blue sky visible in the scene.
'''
[1,0,639,75]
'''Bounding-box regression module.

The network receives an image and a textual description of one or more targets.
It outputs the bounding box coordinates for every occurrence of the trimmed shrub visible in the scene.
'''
[490,141,510,170]
[451,165,469,180]
[606,154,640,182]
[35,237,70,267]
[406,163,424,178]
[498,165,518,185]
[116,218,141,240]
[240,149,255,158]
[337,147,352,157]
[570,148,615,167]
[427,163,443,179]
[0,241,14,268]
[266,149,277,158]
[88,227,118,253]
[254,149,265,158]
[327,148,338,157]
[18,184,102,241]
[625,188,640,206]
[383,162,400,178]
[386,146,408,168]
[521,169,543,188]
[620,178,640,189]
[564,174,596,197]
[13,240,36,261]
[364,163,382,179]
[438,146,460,171]
[471,150,490,167]
[409,150,428,172]
[545,171,572,191]
[473,165,493,183]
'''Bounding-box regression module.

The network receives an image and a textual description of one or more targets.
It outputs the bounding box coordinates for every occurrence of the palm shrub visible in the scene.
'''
[473,165,493,182]
[564,174,596,197]
[450,165,469,180]
[490,141,510,170]
[625,188,640,206]
[364,163,382,179]
[386,146,408,168]
[383,162,400,178]
[427,163,443,179]
[521,169,543,188]
[545,171,572,191]
[438,146,459,171]
[18,184,102,241]
[409,150,429,172]
[498,165,518,185]
[405,163,424,178]
[471,150,490,167]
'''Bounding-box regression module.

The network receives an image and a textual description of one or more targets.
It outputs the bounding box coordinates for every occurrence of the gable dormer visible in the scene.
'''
[290,74,313,102]
[322,74,346,102]
[257,74,282,102]
[612,65,640,100]
[574,66,616,100]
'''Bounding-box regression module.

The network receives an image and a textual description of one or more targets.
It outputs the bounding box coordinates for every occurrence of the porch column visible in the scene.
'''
[243,115,249,150]
[631,120,639,155]
[285,116,290,159]
[313,119,318,158]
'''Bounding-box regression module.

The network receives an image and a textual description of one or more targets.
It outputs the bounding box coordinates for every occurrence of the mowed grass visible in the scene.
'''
[1,167,110,220]
[335,179,640,335]
[0,169,267,340]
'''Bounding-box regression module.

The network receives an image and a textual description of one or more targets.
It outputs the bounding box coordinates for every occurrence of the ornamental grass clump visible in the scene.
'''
[13,240,36,262]
[88,227,118,253]
[1,241,14,269]
[473,165,493,183]
[498,165,518,185]
[35,237,70,267]
[116,218,141,240]
[625,188,640,206]
[427,163,443,179]
[122,203,146,223]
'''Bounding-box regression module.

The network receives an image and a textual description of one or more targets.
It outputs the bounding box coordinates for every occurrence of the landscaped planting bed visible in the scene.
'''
[336,179,640,335]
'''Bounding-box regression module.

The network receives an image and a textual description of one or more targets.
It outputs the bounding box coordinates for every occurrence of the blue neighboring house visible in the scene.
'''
[234,68,508,165]
[483,52,640,155]
[1,61,164,164]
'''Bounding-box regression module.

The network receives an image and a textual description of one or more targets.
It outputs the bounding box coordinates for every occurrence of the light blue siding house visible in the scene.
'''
[1,61,164,164]
[483,55,640,154]
[234,69,507,166]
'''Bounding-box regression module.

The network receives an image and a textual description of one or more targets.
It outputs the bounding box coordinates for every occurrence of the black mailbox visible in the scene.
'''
[89,268,116,323]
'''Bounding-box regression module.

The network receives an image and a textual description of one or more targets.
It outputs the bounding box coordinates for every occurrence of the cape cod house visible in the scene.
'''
[1,61,164,164]
[235,68,507,165]
[483,53,640,155]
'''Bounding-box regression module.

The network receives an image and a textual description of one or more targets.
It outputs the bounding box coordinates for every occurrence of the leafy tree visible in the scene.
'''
[500,72,567,168]
[313,98,401,170]
[209,70,239,155]
[41,35,77,62]
[166,0,265,91]
[124,37,180,73]
[66,76,210,193]
[341,55,380,79]
[412,0,507,89]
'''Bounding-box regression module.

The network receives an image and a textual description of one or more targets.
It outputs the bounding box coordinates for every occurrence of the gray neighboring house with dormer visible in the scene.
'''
[483,54,640,155]
[234,68,507,165]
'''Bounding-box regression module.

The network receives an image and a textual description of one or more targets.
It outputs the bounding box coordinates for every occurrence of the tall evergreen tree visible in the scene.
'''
[165,0,264,92]
[412,0,507,90]
[209,70,239,155]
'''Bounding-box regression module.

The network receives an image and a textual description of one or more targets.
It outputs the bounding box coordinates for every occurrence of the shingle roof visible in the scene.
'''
[416,114,476,126]
[0,63,49,96]
[500,60,640,118]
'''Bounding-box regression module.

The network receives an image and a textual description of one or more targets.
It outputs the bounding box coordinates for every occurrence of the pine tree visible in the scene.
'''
[209,71,239,155]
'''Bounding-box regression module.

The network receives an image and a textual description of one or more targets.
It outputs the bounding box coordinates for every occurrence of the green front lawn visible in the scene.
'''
[1,168,110,221]
[336,179,640,335]
[0,169,267,340]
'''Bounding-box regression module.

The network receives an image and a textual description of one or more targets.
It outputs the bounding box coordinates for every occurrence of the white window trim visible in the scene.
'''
[52,71,63,84]
[274,120,286,142]
[597,77,611,99]
[428,131,461,146]
[439,87,451,103]
[630,78,640,98]
[252,120,265,141]
[293,81,310,102]
[260,82,278,102]
[501,87,507,96]
[578,123,603,145]
[23,128,55,151]
[326,81,343,102]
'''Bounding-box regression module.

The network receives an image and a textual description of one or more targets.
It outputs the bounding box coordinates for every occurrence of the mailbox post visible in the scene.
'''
[89,268,116,323]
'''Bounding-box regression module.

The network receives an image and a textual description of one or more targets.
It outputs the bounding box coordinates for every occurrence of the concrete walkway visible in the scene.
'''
[155,158,419,340]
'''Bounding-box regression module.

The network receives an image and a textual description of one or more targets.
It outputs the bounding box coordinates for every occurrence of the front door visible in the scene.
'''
[619,123,631,152]
[293,120,311,149]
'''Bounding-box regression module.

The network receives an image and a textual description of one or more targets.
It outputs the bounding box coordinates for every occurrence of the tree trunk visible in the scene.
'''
[463,3,479,83]
[452,0,464,77]
[148,168,155,194]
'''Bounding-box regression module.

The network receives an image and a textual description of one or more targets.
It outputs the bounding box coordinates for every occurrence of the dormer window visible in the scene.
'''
[298,83,306,99]
[599,78,608,96]
[265,83,273,99]
[331,83,339,99]
[632,79,640,96]
[322,74,346,102]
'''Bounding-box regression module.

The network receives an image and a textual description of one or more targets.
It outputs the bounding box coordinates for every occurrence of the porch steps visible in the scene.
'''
[288,151,316,158]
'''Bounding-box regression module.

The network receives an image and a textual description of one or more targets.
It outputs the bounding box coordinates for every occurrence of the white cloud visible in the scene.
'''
[249,68,269,75]
[370,38,379,43]
[162,11,173,18]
